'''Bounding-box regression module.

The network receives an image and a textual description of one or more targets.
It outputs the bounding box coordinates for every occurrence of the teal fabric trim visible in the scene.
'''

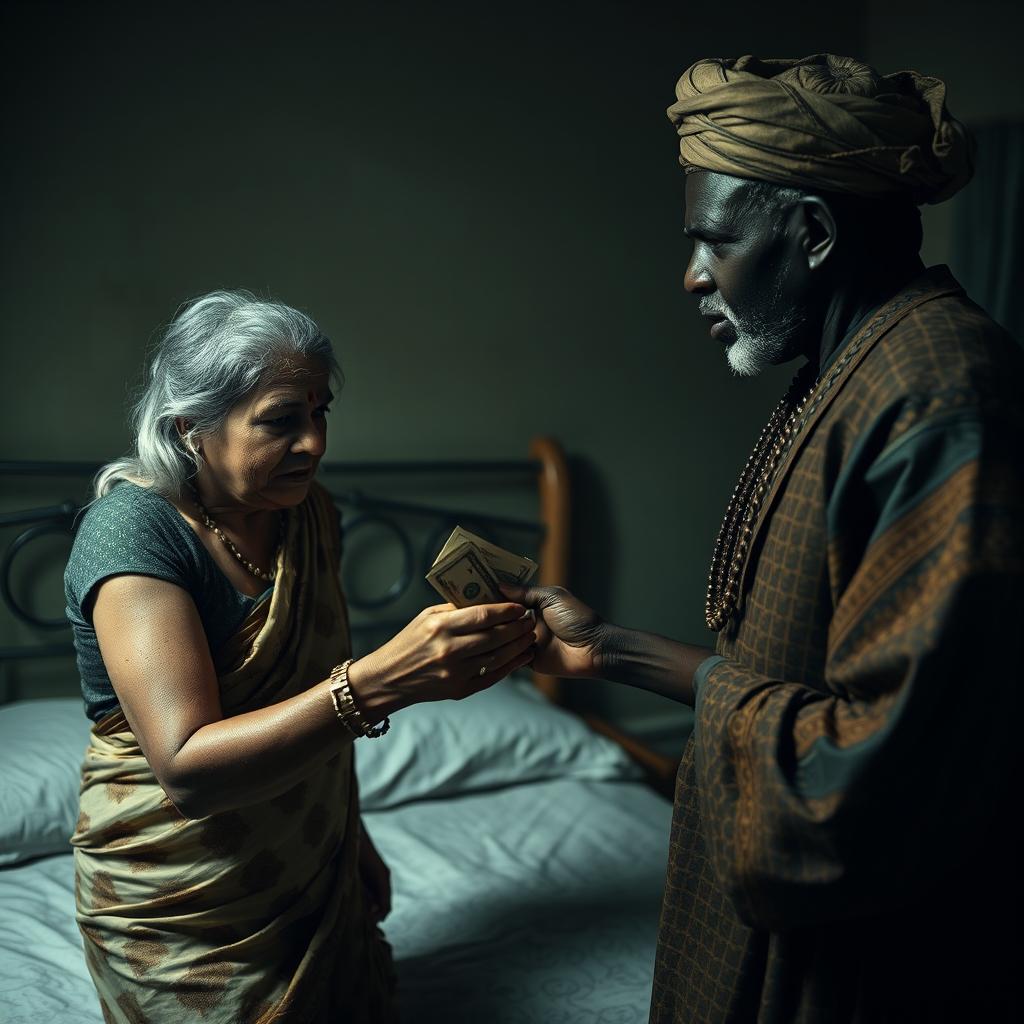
[827,406,984,546]
[795,729,887,799]
[794,702,905,800]
[863,410,983,547]
[693,655,726,704]
[795,674,914,799]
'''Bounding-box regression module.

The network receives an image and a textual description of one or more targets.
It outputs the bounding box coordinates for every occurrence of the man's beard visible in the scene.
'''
[708,269,809,377]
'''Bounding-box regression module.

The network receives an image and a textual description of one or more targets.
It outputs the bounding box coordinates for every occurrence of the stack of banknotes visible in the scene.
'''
[425,526,539,608]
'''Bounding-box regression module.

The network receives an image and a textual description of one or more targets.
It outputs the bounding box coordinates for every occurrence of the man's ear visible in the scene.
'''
[798,196,837,271]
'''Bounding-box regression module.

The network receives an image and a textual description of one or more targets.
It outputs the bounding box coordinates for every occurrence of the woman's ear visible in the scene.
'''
[798,196,837,271]
[174,417,201,455]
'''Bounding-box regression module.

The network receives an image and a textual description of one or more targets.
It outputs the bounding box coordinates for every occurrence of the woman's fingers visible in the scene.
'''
[464,628,535,679]
[453,616,536,657]
[442,602,529,635]
[461,643,537,698]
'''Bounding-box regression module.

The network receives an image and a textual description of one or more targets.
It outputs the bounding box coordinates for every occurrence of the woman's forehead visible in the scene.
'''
[257,356,331,398]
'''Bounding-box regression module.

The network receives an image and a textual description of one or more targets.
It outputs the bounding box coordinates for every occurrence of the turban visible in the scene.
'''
[667,54,974,204]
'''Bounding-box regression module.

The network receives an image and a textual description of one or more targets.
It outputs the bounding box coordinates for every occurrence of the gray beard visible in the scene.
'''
[719,265,809,377]
[725,304,807,377]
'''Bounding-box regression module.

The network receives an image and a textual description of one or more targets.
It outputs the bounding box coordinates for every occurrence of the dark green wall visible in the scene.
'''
[1,2,872,739]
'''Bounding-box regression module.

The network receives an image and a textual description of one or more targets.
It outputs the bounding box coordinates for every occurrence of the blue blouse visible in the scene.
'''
[63,482,273,722]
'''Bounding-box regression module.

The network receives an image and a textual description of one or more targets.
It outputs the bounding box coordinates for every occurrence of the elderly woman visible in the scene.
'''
[64,290,536,1023]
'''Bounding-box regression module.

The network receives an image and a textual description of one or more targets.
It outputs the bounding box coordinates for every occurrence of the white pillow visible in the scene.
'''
[355,675,641,810]
[0,699,91,865]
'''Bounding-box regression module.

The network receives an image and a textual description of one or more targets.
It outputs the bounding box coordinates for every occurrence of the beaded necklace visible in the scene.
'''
[188,484,284,583]
[705,363,819,631]
[703,281,934,631]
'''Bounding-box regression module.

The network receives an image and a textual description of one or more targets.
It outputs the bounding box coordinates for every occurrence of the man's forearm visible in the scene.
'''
[596,624,712,706]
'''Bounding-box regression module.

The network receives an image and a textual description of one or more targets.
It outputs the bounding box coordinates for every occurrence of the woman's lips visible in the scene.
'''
[279,467,313,482]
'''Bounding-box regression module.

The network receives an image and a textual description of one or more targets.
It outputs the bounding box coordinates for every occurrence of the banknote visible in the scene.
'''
[425,541,506,608]
[432,526,538,588]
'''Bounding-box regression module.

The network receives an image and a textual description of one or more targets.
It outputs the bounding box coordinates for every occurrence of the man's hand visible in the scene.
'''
[501,585,607,678]
[504,584,709,706]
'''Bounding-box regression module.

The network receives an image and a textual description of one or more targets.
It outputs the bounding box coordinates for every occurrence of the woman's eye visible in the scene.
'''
[261,406,331,428]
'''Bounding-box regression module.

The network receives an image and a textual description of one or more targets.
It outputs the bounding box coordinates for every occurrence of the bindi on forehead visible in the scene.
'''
[249,382,334,417]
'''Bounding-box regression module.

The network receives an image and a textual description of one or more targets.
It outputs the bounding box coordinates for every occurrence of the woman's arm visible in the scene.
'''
[93,574,535,819]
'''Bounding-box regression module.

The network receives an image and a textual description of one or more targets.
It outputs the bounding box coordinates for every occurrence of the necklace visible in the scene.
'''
[188,484,284,583]
[705,363,819,632]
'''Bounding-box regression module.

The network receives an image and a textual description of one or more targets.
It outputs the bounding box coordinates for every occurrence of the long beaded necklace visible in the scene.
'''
[705,363,819,631]
[188,484,284,583]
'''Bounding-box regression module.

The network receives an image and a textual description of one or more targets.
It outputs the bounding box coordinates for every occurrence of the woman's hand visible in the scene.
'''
[359,823,391,924]
[499,585,607,679]
[346,602,536,722]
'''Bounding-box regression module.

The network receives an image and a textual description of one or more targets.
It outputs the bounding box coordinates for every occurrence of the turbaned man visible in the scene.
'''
[508,54,1022,1021]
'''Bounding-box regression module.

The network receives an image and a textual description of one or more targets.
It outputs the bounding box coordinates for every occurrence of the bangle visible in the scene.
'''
[328,659,390,739]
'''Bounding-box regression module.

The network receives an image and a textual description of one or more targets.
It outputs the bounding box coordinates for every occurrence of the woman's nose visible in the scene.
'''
[293,419,327,459]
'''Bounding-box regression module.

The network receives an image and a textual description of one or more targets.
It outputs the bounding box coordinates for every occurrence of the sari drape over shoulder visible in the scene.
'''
[71,482,397,1024]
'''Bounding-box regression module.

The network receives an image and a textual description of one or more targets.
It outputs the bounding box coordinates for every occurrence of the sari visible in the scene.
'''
[71,482,397,1024]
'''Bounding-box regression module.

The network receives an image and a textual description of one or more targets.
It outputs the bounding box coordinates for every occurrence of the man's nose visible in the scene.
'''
[684,257,714,295]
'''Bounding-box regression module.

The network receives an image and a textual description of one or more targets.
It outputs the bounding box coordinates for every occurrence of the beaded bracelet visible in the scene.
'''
[328,659,390,739]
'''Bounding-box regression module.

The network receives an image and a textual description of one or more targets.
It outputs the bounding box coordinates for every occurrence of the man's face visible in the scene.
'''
[683,171,812,376]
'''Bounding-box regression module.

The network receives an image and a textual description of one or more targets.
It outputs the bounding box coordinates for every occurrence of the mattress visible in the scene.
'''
[0,777,671,1023]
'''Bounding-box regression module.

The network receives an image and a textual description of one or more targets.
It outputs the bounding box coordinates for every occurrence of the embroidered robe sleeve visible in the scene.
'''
[694,396,1024,930]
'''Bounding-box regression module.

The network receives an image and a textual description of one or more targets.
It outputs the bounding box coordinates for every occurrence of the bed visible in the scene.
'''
[0,438,679,1023]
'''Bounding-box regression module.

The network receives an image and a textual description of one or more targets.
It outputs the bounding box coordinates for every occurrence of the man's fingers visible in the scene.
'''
[499,584,562,610]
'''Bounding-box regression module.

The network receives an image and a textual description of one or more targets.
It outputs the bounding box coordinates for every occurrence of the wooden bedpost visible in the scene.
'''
[529,436,570,704]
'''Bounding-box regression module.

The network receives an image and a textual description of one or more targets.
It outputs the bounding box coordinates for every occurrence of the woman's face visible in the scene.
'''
[195,355,333,512]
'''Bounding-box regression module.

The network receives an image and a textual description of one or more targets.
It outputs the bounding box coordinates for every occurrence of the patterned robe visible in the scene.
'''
[651,267,1024,1022]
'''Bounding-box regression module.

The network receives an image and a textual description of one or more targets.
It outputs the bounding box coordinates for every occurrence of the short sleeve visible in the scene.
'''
[64,484,197,626]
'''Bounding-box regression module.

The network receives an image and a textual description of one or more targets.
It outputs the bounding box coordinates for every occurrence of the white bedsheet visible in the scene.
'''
[0,851,97,1024]
[370,777,671,1023]
[0,778,671,1023]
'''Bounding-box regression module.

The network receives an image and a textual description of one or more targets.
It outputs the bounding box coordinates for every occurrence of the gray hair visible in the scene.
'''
[93,290,341,500]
